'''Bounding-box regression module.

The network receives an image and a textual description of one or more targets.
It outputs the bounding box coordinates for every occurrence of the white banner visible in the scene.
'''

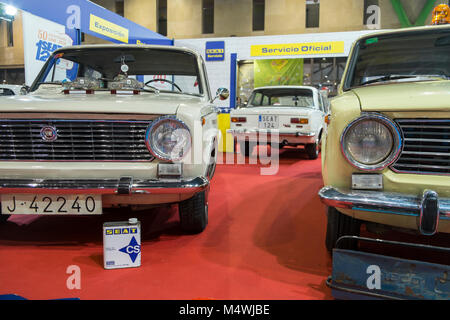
[22,12,73,86]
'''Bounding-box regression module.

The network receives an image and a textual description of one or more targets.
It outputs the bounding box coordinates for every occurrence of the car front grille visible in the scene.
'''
[392,119,450,175]
[0,119,154,161]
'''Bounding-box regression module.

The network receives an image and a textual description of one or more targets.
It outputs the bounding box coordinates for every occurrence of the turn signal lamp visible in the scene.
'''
[431,4,450,25]
[291,118,308,124]
[325,115,331,125]
[231,117,247,123]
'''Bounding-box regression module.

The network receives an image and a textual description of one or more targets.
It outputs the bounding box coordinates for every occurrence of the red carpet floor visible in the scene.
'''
[0,147,336,300]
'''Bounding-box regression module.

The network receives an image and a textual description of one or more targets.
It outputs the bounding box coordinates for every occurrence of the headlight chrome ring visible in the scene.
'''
[340,114,402,171]
[145,116,192,162]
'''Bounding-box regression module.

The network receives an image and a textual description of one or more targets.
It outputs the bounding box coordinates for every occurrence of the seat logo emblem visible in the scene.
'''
[40,126,58,142]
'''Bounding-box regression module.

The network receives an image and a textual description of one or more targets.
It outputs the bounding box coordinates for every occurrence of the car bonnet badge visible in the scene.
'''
[40,126,58,142]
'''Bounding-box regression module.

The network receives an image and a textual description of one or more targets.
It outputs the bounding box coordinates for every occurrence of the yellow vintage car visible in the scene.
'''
[319,24,450,251]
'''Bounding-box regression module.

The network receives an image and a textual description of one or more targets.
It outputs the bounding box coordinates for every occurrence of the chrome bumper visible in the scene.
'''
[319,186,450,235]
[0,177,209,195]
[227,129,316,144]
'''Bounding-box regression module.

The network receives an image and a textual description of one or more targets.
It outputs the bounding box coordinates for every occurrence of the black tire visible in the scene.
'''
[239,141,252,157]
[305,142,319,159]
[0,214,10,224]
[325,207,361,252]
[179,191,208,234]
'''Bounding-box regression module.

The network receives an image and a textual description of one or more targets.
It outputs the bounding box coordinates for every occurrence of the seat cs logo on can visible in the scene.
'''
[119,236,141,263]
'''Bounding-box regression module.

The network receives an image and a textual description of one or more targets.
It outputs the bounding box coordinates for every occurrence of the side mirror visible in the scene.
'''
[212,87,229,102]
[20,84,30,95]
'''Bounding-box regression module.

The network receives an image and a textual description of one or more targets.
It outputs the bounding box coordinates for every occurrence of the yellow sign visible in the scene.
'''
[89,14,129,43]
[251,41,345,57]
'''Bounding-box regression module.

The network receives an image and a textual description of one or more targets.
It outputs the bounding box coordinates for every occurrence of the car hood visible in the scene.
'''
[231,106,316,116]
[0,91,205,115]
[351,80,450,112]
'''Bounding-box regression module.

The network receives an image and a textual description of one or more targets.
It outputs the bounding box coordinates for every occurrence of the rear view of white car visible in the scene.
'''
[228,86,328,159]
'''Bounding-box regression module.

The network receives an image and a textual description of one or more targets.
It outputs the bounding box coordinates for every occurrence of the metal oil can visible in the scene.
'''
[103,218,141,269]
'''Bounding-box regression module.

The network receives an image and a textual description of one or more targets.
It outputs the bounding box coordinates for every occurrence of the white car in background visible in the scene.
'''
[228,86,328,159]
[0,84,26,96]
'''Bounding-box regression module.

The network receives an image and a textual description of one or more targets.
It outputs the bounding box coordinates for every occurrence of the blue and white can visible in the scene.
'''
[103,218,141,269]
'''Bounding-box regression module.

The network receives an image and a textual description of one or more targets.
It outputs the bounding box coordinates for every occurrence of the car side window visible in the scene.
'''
[251,92,263,106]
[318,93,324,111]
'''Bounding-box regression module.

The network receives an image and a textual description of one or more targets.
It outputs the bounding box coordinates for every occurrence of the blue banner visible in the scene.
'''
[1,0,172,45]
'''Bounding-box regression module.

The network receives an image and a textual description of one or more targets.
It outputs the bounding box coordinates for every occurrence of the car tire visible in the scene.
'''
[240,141,252,157]
[305,142,319,159]
[325,206,361,253]
[179,191,208,234]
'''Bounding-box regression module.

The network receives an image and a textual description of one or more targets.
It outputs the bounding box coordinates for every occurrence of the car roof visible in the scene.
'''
[354,24,450,43]
[54,44,202,59]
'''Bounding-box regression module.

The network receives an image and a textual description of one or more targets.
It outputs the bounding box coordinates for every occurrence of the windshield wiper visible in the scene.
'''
[359,75,421,86]
[359,74,448,86]
[37,81,62,85]
[140,87,160,94]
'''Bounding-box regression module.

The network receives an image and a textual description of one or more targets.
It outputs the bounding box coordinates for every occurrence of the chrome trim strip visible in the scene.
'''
[394,163,450,170]
[401,126,450,129]
[396,119,450,123]
[0,177,209,195]
[401,150,450,157]
[318,186,450,218]
[405,138,450,143]
[390,165,450,177]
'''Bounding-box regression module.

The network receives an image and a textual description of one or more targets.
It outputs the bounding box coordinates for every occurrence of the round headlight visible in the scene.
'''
[341,114,402,171]
[145,117,191,161]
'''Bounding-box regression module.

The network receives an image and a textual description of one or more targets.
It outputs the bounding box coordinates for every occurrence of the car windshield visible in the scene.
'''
[344,28,450,90]
[31,47,203,96]
[248,88,314,107]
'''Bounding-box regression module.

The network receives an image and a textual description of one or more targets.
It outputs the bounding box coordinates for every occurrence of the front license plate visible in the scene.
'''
[1,194,102,215]
[259,115,278,129]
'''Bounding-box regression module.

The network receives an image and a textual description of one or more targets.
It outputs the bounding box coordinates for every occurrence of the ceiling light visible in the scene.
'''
[5,5,17,16]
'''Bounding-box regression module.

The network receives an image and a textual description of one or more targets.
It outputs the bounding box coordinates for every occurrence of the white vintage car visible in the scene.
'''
[0,84,26,96]
[228,86,328,159]
[0,44,228,234]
